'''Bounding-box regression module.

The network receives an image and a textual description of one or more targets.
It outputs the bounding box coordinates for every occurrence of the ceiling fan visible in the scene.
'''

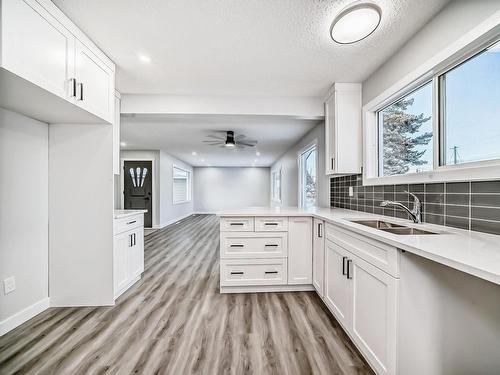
[203,130,257,149]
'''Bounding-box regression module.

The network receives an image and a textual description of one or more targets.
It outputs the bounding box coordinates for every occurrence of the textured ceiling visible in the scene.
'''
[53,0,450,97]
[120,114,319,166]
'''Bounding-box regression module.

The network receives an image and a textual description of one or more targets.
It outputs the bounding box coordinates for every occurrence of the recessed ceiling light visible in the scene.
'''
[201,159,205,162]
[138,54,151,63]
[120,142,127,147]
[192,151,197,156]
[256,151,261,156]
[330,1,382,44]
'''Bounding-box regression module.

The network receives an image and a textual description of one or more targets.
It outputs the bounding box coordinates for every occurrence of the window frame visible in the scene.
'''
[172,165,192,205]
[363,26,500,186]
[271,167,282,203]
[297,140,318,208]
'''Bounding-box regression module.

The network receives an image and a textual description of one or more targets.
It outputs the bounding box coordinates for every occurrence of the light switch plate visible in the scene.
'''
[349,186,354,197]
[3,277,16,295]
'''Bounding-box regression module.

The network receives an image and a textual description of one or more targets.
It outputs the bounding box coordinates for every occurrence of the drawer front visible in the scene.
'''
[220,258,287,286]
[114,214,143,235]
[220,232,287,259]
[255,217,288,232]
[220,217,255,232]
[325,222,399,277]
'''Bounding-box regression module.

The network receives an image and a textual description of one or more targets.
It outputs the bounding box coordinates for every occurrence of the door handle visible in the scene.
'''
[347,259,353,279]
[77,83,84,101]
[342,256,347,275]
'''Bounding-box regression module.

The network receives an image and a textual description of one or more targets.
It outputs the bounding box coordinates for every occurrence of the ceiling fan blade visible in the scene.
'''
[206,134,225,140]
[234,134,247,140]
[237,141,257,147]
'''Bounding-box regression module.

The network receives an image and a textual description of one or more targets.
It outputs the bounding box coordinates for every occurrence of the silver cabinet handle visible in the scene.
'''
[265,271,278,274]
[264,222,278,226]
[318,223,323,238]
[133,233,136,246]
[264,244,279,247]
[342,256,347,275]
[230,244,244,248]
[230,271,244,275]
[347,259,353,279]
[128,234,132,247]
[77,83,84,101]
[127,220,136,225]
[70,78,77,97]
[230,222,244,226]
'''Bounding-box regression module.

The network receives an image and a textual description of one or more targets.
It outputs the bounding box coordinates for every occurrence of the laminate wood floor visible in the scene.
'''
[0,214,373,375]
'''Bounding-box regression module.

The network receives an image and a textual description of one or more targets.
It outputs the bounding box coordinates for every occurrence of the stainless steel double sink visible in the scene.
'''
[349,220,438,235]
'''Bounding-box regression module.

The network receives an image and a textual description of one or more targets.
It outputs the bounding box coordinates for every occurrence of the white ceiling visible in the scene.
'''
[53,0,450,97]
[120,114,320,167]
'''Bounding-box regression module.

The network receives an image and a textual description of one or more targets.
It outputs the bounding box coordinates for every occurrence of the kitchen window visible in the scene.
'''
[271,168,281,202]
[173,166,191,204]
[298,142,317,208]
[364,33,500,185]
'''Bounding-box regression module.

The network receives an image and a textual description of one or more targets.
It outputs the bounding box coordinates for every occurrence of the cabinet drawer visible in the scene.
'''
[220,258,287,286]
[220,232,287,259]
[114,214,143,235]
[255,217,288,231]
[325,222,399,277]
[220,217,254,232]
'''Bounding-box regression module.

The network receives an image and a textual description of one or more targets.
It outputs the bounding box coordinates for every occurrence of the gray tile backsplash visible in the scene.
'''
[330,174,500,235]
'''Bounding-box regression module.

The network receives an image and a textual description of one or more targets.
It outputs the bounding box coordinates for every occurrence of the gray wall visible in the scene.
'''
[0,108,49,323]
[271,122,329,208]
[193,167,270,212]
[363,0,500,105]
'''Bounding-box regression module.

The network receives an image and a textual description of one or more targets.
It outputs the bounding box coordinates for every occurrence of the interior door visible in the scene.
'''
[124,161,152,227]
[324,240,352,329]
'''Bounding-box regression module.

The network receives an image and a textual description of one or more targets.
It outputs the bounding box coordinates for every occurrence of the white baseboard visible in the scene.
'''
[0,297,50,336]
[159,212,194,229]
[220,284,315,294]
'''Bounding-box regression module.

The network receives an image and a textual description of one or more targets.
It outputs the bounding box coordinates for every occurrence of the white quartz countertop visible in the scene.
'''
[218,207,500,286]
[114,209,147,219]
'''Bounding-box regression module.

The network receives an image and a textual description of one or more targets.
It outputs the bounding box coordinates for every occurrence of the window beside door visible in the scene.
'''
[173,166,191,204]
[299,143,317,208]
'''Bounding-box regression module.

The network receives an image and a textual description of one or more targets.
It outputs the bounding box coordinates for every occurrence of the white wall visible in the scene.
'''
[49,124,114,306]
[0,108,49,331]
[271,122,329,208]
[193,167,270,212]
[159,151,193,227]
[363,0,500,104]
[119,150,194,227]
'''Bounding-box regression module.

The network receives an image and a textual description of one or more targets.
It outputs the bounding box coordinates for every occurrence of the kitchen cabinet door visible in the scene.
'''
[2,0,75,100]
[288,217,312,284]
[324,240,352,329]
[312,219,325,297]
[129,227,144,280]
[351,254,398,375]
[113,230,130,298]
[74,40,114,123]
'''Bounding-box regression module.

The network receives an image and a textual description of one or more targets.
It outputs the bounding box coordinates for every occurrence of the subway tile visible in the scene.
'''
[446,216,470,230]
[383,192,395,201]
[425,203,444,215]
[425,193,445,204]
[426,183,444,193]
[446,182,470,194]
[471,219,500,235]
[445,194,469,205]
[471,206,500,222]
[425,213,445,226]
[445,205,469,218]
[409,183,425,193]
[471,181,500,194]
[471,194,500,207]
[374,185,384,193]
[384,185,395,193]
[395,184,409,192]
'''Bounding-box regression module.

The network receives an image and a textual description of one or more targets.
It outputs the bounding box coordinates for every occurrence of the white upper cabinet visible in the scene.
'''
[74,40,115,123]
[0,0,115,124]
[325,83,362,175]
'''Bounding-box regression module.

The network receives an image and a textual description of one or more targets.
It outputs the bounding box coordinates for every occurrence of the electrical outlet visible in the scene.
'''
[349,186,354,197]
[3,277,16,295]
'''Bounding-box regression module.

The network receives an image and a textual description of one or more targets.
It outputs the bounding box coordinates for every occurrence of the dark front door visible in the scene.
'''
[124,160,153,227]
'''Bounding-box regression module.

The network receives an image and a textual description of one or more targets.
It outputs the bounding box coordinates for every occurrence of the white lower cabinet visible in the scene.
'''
[312,218,325,297]
[288,217,312,284]
[324,224,399,375]
[113,214,144,299]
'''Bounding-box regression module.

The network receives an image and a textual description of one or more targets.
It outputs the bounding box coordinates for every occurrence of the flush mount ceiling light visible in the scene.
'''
[330,1,382,44]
